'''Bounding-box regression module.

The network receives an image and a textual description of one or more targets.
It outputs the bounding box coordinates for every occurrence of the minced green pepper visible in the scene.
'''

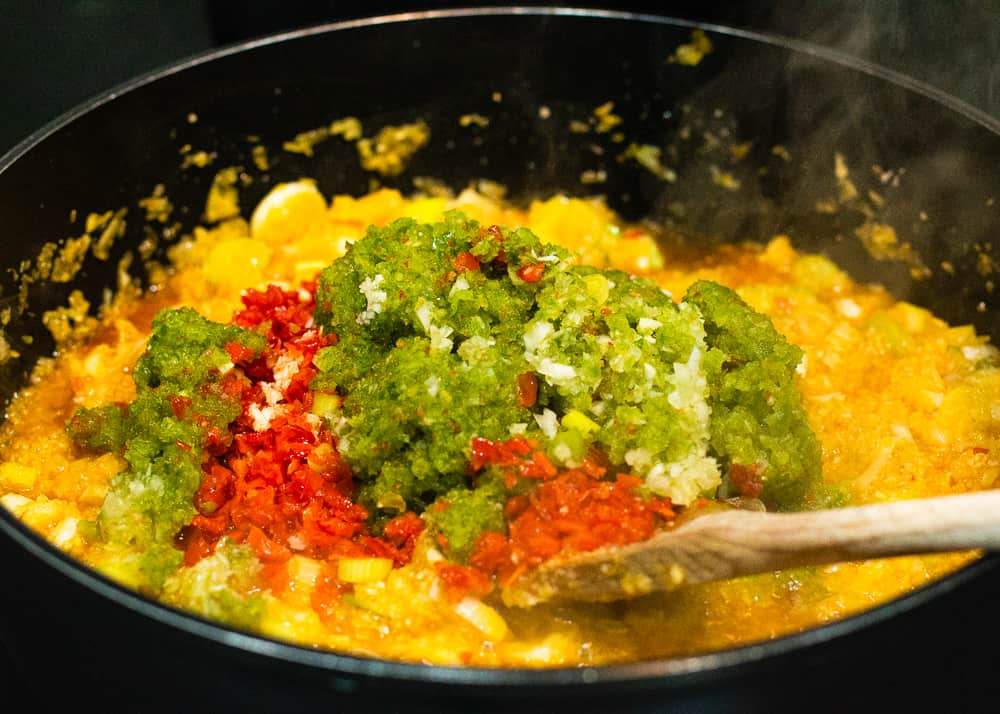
[685,280,837,510]
[312,213,829,557]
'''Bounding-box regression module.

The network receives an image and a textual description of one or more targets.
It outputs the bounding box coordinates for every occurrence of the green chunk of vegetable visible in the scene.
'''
[161,539,265,630]
[90,543,185,596]
[313,215,547,514]
[685,280,840,510]
[67,308,265,583]
[133,307,264,392]
[425,476,507,563]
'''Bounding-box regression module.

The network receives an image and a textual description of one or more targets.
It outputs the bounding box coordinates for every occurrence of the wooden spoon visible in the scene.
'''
[501,490,1000,607]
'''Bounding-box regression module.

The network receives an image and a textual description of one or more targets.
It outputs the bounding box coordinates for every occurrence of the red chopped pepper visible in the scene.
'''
[454,251,480,273]
[181,281,421,601]
[194,463,232,515]
[176,526,216,566]
[435,562,493,601]
[468,459,675,585]
[469,435,559,487]
[469,435,534,470]
[517,372,537,407]
[517,450,558,480]
[467,531,511,575]
[169,394,192,419]
[383,511,425,554]
[246,524,292,562]
[225,340,257,363]
[180,278,681,621]
[516,262,545,283]
[729,463,764,499]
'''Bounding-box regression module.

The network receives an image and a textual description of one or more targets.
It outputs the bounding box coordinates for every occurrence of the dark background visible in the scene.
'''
[2,0,1000,156]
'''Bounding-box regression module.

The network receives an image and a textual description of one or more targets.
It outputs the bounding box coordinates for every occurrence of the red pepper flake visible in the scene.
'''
[517,372,537,408]
[483,225,505,244]
[225,340,257,364]
[517,450,558,480]
[729,463,764,499]
[467,531,511,575]
[169,394,192,419]
[516,262,545,283]
[435,562,493,601]
[246,524,292,562]
[454,251,480,273]
[470,436,534,471]
[194,463,232,515]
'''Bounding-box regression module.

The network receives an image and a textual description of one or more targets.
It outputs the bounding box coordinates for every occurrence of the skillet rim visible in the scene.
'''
[0,5,997,690]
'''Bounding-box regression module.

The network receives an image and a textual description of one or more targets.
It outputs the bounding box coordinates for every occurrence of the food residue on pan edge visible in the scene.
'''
[2,96,992,375]
[282,116,363,157]
[280,117,429,179]
[667,29,714,66]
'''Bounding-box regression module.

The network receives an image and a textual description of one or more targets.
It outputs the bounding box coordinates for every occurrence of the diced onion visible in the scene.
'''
[311,392,340,419]
[561,409,600,434]
[454,596,509,641]
[0,493,31,514]
[582,273,610,304]
[338,557,394,583]
[0,462,39,489]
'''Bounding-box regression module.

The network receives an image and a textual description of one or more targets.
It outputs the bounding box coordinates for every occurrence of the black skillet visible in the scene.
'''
[1,8,999,713]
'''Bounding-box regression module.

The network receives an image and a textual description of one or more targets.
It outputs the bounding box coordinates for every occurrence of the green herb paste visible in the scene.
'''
[312,214,831,552]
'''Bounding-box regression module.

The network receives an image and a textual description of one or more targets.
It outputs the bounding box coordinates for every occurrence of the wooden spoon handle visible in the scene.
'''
[502,490,1000,607]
